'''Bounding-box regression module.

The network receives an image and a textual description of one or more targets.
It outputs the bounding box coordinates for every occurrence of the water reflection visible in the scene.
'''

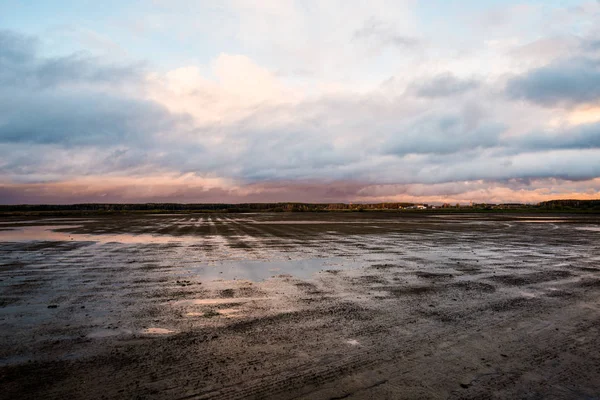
[513,219,567,223]
[0,225,194,244]
[186,257,360,281]
[576,227,600,232]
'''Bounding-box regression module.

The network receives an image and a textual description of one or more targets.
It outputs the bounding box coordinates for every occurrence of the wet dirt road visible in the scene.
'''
[1,212,599,399]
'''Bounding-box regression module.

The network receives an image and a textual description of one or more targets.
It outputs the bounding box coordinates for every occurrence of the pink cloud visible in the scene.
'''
[2,177,599,205]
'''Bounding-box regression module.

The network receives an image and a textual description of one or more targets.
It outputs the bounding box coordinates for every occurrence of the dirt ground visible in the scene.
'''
[1,212,599,399]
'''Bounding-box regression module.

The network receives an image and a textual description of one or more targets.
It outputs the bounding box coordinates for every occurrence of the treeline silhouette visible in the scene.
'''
[538,200,600,210]
[0,202,414,213]
[0,200,598,214]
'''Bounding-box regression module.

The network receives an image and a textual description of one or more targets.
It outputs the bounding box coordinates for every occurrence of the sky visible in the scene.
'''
[1,0,600,204]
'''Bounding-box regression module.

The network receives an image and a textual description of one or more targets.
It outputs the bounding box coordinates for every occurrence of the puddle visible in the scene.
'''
[512,216,568,220]
[518,291,538,298]
[0,220,46,225]
[185,312,205,317]
[88,329,133,338]
[513,220,566,223]
[0,219,97,225]
[218,308,242,316]
[187,257,363,281]
[575,227,600,232]
[249,220,471,225]
[0,225,84,241]
[0,225,199,244]
[186,308,243,318]
[251,221,362,225]
[174,297,267,306]
[141,328,176,335]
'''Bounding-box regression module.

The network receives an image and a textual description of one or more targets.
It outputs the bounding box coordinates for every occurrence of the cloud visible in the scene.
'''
[515,121,600,151]
[34,53,143,89]
[352,16,419,48]
[0,91,192,146]
[1,9,600,206]
[1,175,599,205]
[0,29,37,65]
[587,40,600,51]
[506,57,600,107]
[0,30,191,148]
[508,36,583,67]
[410,73,480,98]
[0,31,143,89]
[386,116,503,156]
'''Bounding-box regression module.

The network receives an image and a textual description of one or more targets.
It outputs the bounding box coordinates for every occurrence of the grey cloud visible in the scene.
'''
[0,92,190,146]
[515,122,600,151]
[353,17,419,48]
[0,30,37,66]
[0,180,371,204]
[506,57,600,106]
[170,96,597,186]
[585,29,600,52]
[385,149,600,185]
[587,40,600,50]
[384,113,505,156]
[35,53,143,88]
[0,30,190,150]
[410,73,480,98]
[0,30,143,88]
[216,128,359,182]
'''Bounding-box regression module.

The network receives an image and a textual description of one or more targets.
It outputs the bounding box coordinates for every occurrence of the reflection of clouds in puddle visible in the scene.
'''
[0,225,84,242]
[0,225,197,244]
[185,312,204,317]
[186,308,242,318]
[514,220,566,223]
[576,227,600,232]
[0,219,97,225]
[174,297,267,306]
[141,328,176,335]
[518,291,538,298]
[511,216,568,220]
[188,258,363,281]
[219,308,241,316]
[251,221,408,225]
[0,220,50,225]
[88,328,133,338]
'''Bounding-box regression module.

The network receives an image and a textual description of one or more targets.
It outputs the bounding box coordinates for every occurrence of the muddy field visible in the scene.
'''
[1,212,599,399]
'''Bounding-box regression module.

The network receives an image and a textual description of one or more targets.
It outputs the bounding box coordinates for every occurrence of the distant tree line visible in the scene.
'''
[0,202,414,213]
[0,200,598,214]
[538,200,600,211]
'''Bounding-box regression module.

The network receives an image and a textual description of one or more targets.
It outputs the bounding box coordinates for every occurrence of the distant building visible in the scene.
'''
[405,204,427,210]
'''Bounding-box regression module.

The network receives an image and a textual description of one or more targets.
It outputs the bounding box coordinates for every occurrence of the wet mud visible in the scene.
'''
[1,212,599,399]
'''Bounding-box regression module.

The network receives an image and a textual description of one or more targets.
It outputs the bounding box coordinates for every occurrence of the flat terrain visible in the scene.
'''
[1,212,599,399]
